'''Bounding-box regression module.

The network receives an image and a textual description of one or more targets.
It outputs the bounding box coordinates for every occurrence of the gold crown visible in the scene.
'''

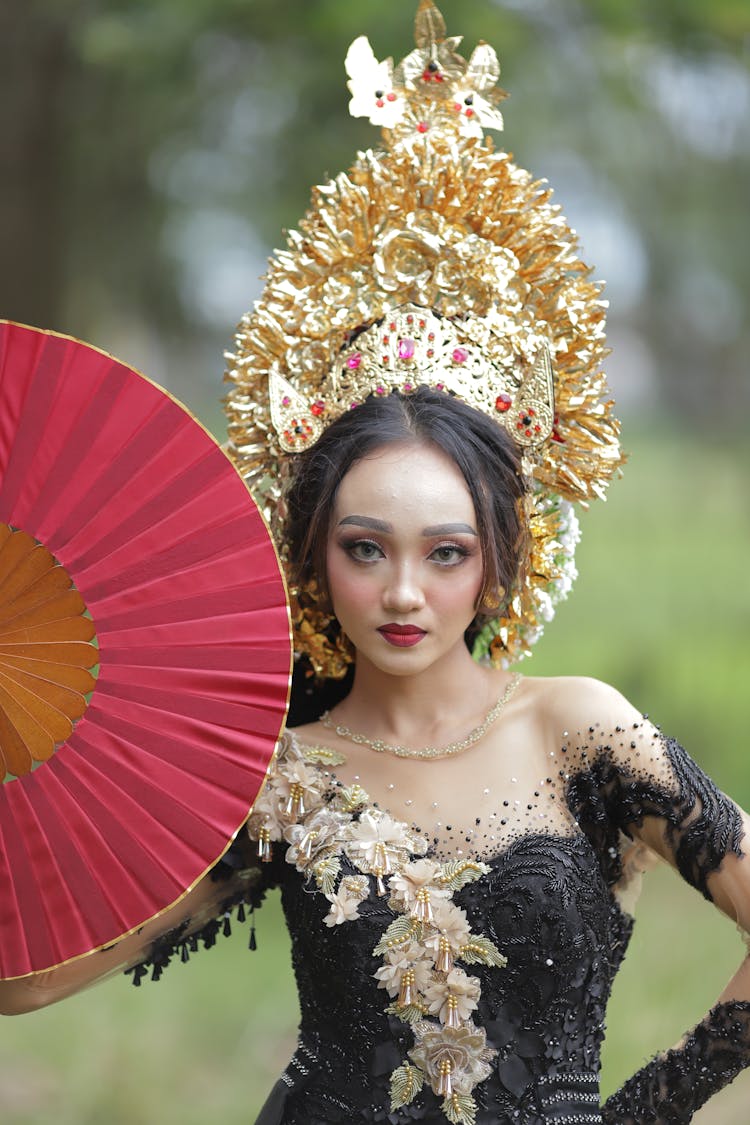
[269,304,555,454]
[225,1,623,675]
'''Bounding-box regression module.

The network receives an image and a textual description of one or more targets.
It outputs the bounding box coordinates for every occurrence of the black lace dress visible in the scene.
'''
[133,717,750,1125]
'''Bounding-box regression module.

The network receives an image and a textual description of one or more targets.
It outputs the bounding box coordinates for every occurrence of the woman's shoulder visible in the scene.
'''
[519,673,646,738]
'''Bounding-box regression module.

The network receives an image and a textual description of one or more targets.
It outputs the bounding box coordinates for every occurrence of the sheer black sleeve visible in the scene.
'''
[601,1001,750,1123]
[567,728,745,900]
[563,700,750,1122]
[125,832,288,986]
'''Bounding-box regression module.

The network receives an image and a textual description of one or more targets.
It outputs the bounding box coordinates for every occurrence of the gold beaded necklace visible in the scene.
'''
[318,673,522,760]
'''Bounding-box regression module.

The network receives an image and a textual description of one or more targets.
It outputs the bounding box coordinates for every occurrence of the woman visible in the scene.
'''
[3,5,750,1123]
[236,387,750,1124]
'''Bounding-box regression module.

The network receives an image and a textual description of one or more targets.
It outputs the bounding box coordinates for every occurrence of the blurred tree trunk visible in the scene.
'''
[0,1,71,328]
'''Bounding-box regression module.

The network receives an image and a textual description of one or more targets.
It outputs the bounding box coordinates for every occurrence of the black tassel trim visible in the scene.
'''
[126,890,256,987]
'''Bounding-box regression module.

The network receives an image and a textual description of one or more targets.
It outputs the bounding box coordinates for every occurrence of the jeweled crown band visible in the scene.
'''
[269,304,555,454]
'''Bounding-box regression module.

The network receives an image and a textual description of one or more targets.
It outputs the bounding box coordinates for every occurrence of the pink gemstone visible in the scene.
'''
[347,352,362,370]
[282,396,291,406]
[452,347,469,364]
[436,382,444,390]
[375,385,386,394]
[398,338,416,360]
[403,383,413,392]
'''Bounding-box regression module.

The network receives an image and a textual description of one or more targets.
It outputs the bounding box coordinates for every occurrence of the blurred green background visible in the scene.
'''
[1,1,748,1122]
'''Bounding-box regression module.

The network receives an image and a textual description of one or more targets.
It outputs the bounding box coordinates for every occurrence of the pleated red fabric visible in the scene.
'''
[0,322,291,978]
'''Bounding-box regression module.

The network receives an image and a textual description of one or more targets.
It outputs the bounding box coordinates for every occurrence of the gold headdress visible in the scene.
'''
[224,1,623,677]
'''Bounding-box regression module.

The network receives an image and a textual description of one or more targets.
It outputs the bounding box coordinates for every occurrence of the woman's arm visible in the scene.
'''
[549,676,750,1122]
[0,837,262,1015]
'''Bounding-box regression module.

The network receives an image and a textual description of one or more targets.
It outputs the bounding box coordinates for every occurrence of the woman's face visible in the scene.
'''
[326,441,484,677]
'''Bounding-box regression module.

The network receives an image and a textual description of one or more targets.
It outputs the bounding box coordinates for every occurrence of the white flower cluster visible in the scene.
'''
[344,32,505,140]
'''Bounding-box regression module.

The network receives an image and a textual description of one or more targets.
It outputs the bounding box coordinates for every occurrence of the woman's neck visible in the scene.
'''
[333,645,507,747]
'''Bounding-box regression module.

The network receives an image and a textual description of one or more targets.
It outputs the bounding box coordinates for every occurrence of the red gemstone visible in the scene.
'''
[389,322,396,331]
[376,98,384,108]
[417,122,429,134]
[382,355,390,363]
[426,349,434,357]
[387,92,396,102]
[534,424,541,433]
[465,107,474,117]
[311,401,325,417]
[495,394,512,413]
[453,102,461,112]
[383,335,390,344]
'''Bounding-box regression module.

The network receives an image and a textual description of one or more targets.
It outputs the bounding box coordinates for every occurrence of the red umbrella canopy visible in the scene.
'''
[0,322,291,979]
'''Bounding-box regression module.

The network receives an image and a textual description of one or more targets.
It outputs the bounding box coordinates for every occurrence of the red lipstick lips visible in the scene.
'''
[377,623,427,648]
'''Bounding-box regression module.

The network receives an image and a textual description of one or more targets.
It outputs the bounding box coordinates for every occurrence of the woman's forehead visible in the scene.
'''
[332,442,476,527]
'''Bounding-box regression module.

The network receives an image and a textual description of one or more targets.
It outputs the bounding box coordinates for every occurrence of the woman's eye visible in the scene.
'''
[347,539,383,562]
[430,544,468,565]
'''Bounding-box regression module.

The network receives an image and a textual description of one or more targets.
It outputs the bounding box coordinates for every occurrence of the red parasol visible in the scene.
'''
[0,321,291,979]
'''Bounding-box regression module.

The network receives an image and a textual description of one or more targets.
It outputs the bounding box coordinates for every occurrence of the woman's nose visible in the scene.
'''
[382,563,426,613]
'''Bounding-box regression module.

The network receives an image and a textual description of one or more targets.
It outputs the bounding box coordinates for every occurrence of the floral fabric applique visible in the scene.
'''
[246,731,507,1125]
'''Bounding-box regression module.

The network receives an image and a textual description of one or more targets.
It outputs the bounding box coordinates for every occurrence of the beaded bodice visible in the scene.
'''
[275,829,627,1124]
[244,717,747,1125]
[134,701,750,1125]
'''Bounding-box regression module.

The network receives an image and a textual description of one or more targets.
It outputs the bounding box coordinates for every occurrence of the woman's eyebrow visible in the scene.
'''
[421,523,477,536]
[337,516,477,536]
[338,515,393,532]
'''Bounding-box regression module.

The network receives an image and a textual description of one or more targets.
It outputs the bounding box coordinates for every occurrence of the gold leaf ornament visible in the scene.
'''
[390,1062,424,1107]
[444,1091,478,1125]
[0,525,98,780]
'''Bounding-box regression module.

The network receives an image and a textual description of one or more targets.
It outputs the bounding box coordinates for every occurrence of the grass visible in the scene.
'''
[1,431,748,1122]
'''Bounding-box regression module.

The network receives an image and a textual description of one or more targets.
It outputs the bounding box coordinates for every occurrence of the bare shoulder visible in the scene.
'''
[519,674,645,738]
